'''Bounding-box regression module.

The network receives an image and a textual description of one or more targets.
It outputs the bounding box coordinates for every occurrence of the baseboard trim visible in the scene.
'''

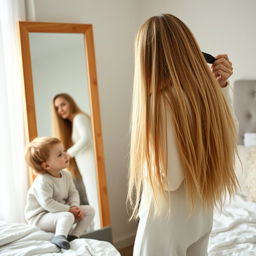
[113,232,136,250]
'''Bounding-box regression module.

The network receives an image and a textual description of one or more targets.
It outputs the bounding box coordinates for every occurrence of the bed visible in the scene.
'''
[208,80,256,256]
[0,221,120,256]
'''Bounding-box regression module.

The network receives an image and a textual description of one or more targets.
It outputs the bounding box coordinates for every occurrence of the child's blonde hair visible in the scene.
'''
[25,137,61,174]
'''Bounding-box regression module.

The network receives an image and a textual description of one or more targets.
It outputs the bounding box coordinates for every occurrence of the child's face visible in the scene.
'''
[44,143,69,177]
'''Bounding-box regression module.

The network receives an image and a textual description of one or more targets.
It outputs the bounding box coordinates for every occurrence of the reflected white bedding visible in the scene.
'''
[208,194,256,256]
[0,221,120,256]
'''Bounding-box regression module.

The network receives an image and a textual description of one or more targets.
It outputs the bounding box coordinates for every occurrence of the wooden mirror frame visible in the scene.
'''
[19,21,110,227]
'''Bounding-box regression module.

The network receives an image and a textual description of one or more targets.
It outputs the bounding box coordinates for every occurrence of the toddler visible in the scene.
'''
[24,136,95,249]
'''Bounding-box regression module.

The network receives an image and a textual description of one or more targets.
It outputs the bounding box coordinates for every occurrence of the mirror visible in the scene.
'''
[19,21,110,231]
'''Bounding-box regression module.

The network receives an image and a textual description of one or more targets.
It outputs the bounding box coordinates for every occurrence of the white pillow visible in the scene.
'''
[244,133,256,147]
[244,146,256,201]
[235,145,256,201]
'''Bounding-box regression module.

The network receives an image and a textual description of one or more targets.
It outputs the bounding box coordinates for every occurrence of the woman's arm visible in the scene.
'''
[221,85,239,132]
[67,114,91,157]
[211,54,238,132]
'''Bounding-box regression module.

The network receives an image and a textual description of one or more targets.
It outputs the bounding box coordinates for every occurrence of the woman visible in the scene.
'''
[52,93,100,230]
[128,14,238,255]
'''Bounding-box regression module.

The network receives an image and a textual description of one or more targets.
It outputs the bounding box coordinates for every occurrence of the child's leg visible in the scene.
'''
[69,205,95,237]
[37,211,75,236]
[37,211,75,249]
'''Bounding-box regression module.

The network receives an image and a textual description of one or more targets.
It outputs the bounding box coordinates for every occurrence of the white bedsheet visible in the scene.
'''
[0,221,120,256]
[208,194,256,256]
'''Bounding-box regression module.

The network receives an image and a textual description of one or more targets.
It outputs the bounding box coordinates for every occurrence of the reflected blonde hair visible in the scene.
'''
[52,93,90,177]
[25,137,61,174]
[128,14,238,218]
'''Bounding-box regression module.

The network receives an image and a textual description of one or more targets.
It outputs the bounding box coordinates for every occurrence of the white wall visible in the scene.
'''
[26,0,256,248]
[30,33,90,136]
[137,0,256,84]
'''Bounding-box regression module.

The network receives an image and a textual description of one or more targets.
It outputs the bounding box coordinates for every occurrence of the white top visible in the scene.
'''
[25,170,80,225]
[67,113,92,157]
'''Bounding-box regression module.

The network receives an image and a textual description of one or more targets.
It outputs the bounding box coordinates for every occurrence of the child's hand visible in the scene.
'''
[69,206,80,217]
[75,209,84,221]
[69,206,84,221]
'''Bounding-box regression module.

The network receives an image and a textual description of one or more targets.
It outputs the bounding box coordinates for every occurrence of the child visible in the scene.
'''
[24,136,95,249]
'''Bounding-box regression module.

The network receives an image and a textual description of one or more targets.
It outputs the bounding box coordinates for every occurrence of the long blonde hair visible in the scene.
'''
[128,14,238,218]
[52,93,90,177]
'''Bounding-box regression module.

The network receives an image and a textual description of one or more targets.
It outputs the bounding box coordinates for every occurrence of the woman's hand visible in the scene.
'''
[211,54,233,88]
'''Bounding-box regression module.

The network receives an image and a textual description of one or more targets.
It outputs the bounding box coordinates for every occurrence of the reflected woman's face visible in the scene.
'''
[54,97,72,120]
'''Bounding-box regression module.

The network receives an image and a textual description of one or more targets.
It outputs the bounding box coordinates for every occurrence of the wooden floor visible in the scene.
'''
[119,245,133,256]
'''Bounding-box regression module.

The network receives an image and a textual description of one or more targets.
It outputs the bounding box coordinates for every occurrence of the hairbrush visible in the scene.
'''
[202,52,216,64]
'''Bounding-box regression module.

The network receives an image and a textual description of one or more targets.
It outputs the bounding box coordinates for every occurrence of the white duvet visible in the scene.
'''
[0,221,120,256]
[208,194,256,256]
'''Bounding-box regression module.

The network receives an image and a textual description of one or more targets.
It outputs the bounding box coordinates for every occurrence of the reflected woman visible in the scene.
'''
[52,93,100,230]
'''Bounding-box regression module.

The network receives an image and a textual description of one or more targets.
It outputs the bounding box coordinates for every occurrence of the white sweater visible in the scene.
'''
[25,170,80,225]
[67,113,92,157]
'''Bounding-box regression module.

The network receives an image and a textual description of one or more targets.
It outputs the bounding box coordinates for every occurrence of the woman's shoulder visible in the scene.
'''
[74,112,89,120]
[73,113,90,125]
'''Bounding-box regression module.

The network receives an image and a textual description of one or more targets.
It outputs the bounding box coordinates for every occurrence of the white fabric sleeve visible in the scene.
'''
[221,84,239,133]
[33,178,70,212]
[67,114,91,157]
[65,171,80,206]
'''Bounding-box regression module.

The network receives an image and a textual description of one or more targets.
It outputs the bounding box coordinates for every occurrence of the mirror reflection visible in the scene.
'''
[29,33,100,230]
